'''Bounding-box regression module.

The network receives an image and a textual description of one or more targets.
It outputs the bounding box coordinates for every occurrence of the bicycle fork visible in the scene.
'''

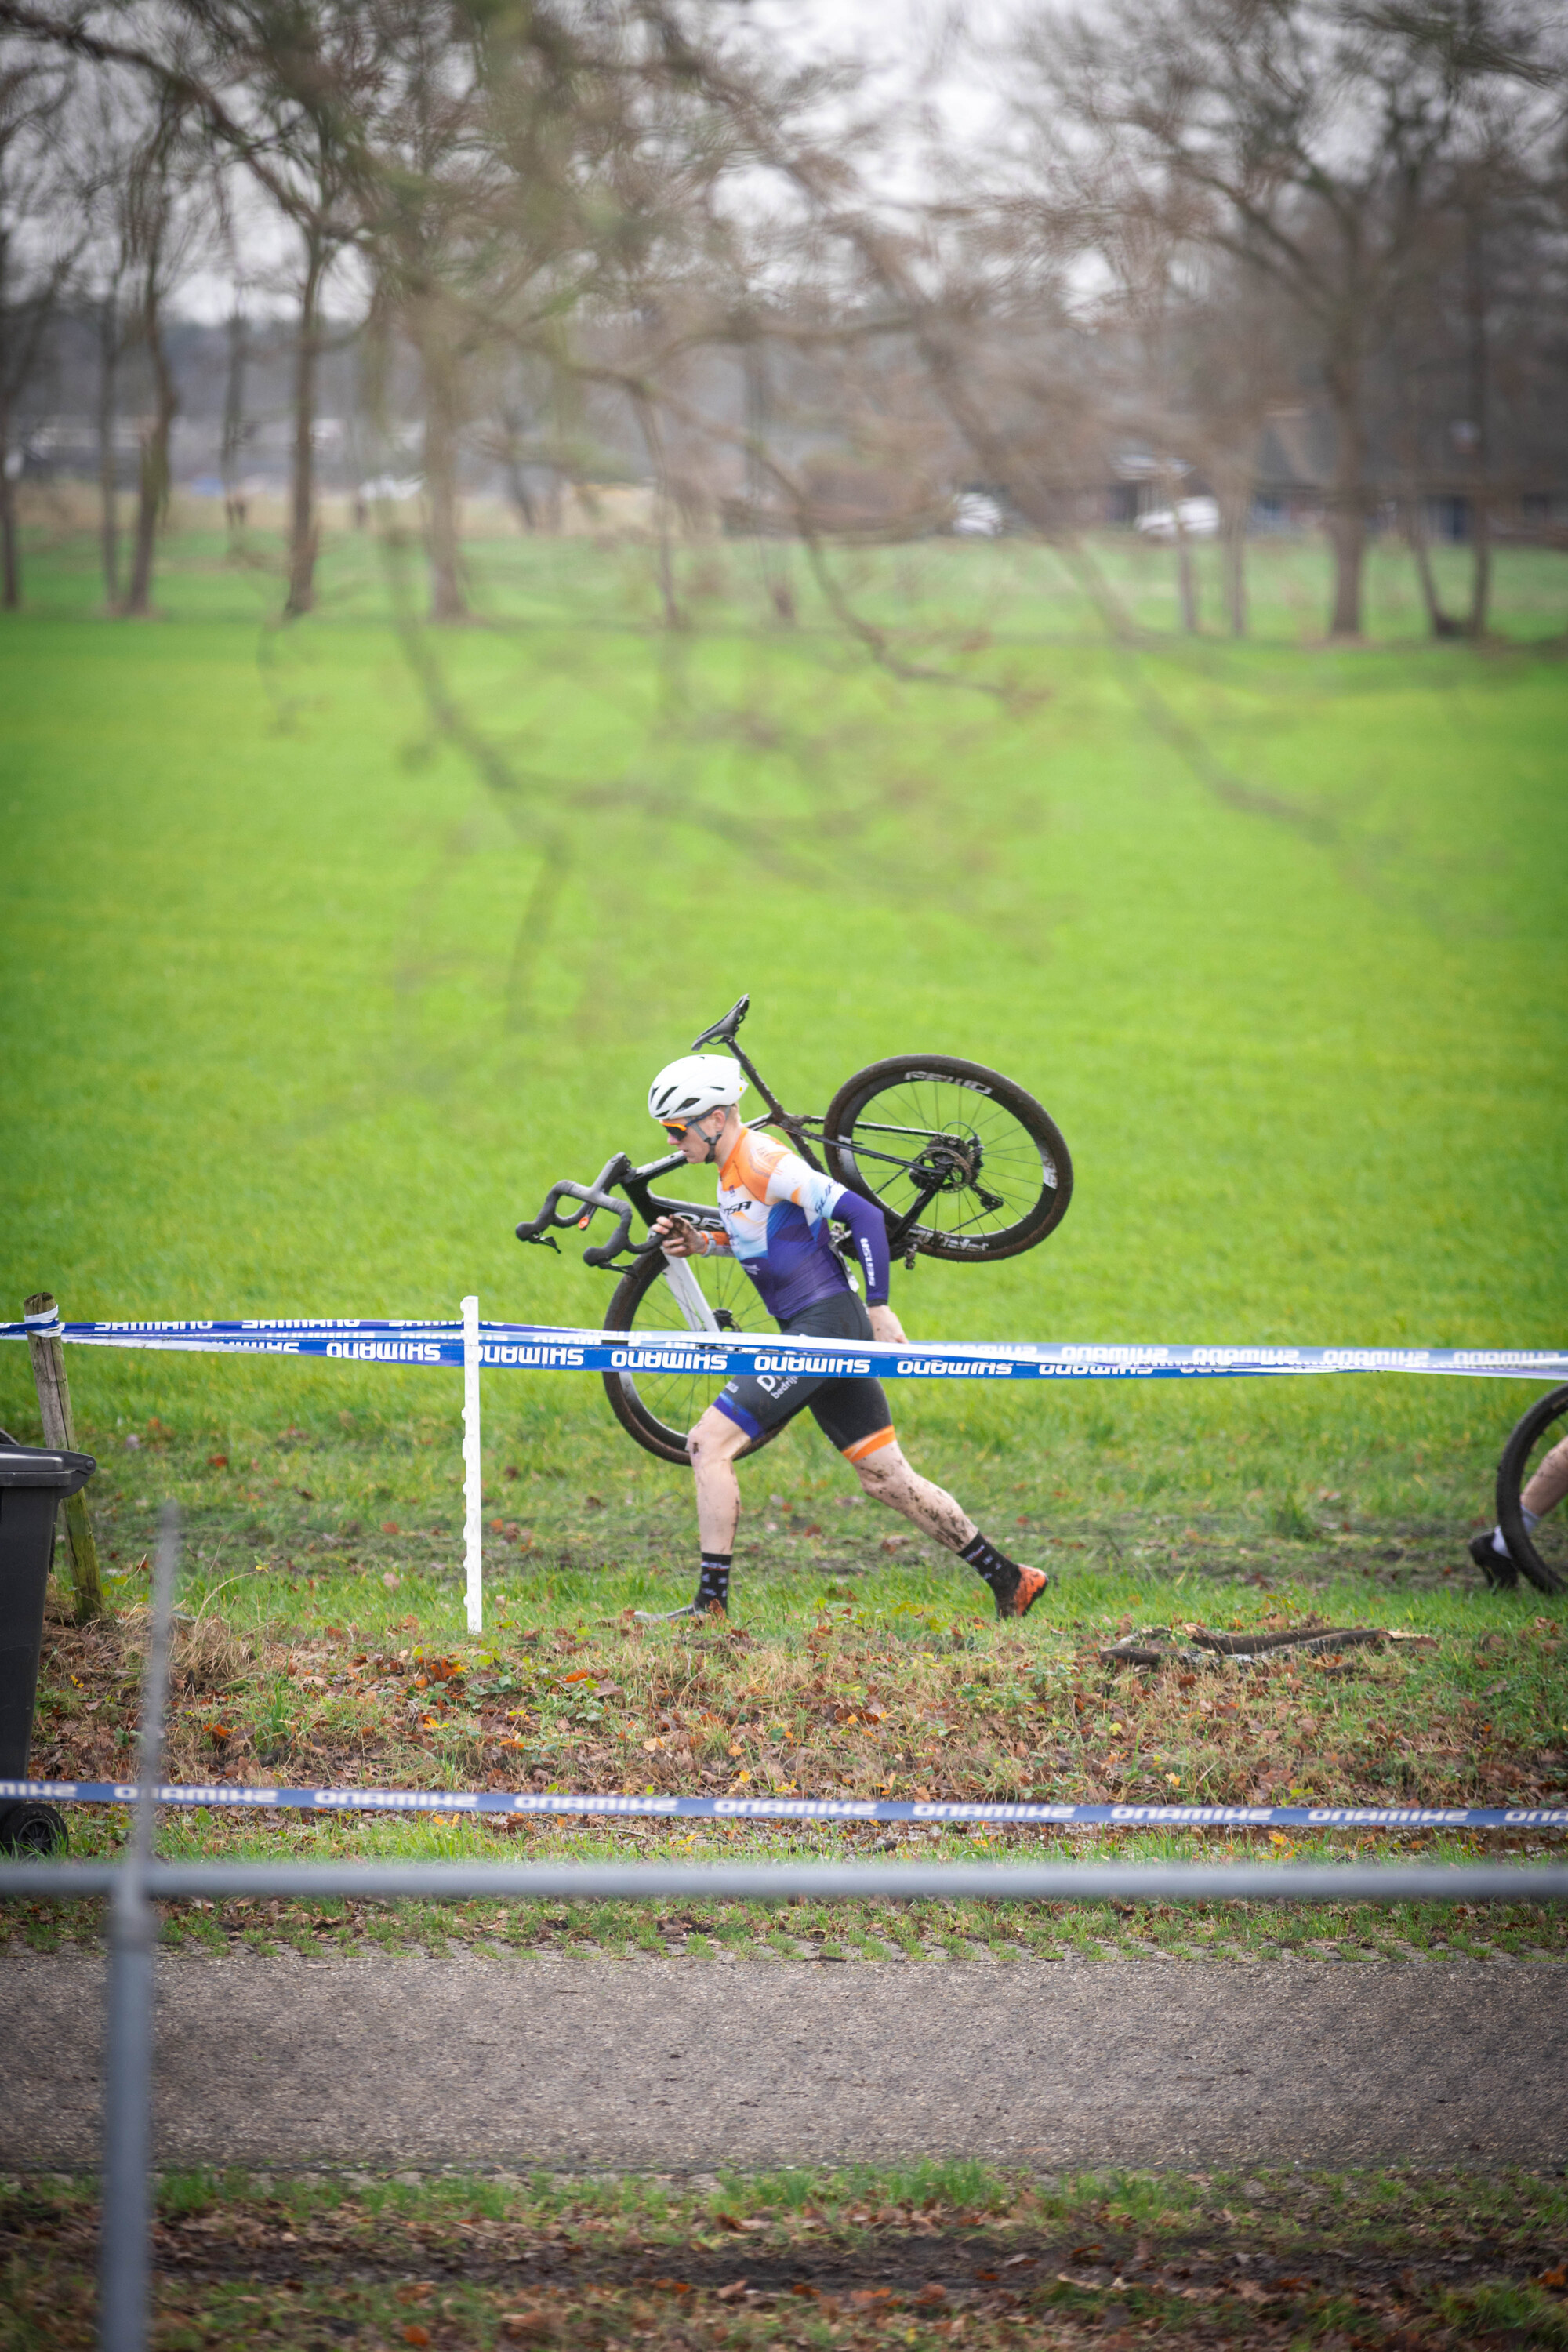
[661,1257,722,1336]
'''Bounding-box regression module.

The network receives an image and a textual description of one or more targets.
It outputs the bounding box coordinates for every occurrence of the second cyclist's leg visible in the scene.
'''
[1472,1430,1568,1582]
[1523,1434,1568,1519]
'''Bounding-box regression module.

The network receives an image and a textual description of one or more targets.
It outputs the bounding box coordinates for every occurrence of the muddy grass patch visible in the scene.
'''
[4,2161,1567,2347]
[30,1592,1568,1820]
[14,1582,1567,1964]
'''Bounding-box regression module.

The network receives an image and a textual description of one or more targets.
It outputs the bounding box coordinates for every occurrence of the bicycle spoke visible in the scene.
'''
[613,1254,760,1448]
[838,1074,1051,1242]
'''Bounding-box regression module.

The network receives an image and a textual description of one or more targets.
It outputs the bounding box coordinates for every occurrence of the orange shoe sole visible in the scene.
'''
[1003,1564,1050,1618]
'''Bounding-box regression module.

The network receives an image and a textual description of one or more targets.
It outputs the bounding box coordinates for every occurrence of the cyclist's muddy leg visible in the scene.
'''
[851,1437,1043,1613]
[688,1405,750,1555]
[1523,1433,1568,1519]
[851,1438,976,1550]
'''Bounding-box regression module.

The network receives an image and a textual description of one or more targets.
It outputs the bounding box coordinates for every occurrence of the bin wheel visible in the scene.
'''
[0,1801,68,1857]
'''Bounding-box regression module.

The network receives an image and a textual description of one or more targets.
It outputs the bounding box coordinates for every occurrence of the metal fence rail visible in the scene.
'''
[6,1857,1568,1904]
[4,1511,1566,2352]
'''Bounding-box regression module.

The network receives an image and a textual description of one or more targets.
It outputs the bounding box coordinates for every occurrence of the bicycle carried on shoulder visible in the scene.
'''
[514,995,1073,1464]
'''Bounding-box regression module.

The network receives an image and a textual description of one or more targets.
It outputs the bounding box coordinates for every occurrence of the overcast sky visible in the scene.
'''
[180,0,1016,319]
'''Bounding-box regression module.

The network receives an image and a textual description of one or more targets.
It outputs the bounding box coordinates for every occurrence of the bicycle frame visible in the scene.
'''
[514,994,973,1276]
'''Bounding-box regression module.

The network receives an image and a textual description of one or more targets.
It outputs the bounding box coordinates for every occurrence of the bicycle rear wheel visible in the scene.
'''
[824,1054,1071,1263]
[1497,1384,1568,1596]
[601,1247,777,1466]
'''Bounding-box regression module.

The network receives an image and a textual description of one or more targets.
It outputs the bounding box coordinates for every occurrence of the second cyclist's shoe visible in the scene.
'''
[1469,1531,1517,1590]
[994,1562,1050,1620]
[634,1585,728,1624]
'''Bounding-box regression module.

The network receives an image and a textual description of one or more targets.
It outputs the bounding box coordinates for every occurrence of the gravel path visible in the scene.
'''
[7,1955,1564,2172]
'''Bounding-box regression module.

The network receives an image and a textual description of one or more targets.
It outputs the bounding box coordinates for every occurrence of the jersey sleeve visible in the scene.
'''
[831,1187,891,1305]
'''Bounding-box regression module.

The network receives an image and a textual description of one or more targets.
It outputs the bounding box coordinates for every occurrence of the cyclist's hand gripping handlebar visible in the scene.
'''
[583,1211,663,1269]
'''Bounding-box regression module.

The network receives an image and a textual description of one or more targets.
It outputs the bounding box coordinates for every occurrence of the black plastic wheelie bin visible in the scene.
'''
[0,1433,97,1854]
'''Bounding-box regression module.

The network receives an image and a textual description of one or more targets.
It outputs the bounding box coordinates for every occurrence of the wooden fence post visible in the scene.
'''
[24,1293,109,1624]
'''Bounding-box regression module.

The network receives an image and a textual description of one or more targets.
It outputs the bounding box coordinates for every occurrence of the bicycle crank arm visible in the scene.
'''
[880,1165,952,1257]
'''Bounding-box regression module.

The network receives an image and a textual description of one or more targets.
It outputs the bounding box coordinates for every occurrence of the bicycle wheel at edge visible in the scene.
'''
[601,1247,779,1465]
[824,1054,1072,1263]
[1497,1383,1568,1596]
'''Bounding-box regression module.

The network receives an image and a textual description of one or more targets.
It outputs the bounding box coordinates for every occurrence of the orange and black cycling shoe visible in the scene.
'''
[995,1562,1050,1619]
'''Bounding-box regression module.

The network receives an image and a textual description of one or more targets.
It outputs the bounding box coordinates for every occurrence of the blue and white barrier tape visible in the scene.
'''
[5,1315,1565,1384]
[2,1777,1564,1833]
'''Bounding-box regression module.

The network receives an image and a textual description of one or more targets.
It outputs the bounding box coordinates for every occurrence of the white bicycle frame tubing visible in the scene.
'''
[661,1255,721,1334]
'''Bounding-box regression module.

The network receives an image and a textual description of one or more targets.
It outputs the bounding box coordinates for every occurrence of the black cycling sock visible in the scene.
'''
[960,1530,1018,1597]
[695,1554,731,1613]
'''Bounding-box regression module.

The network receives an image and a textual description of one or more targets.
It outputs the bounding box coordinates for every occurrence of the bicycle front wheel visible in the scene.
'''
[601,1247,777,1466]
[824,1054,1071,1263]
[1497,1384,1568,1596]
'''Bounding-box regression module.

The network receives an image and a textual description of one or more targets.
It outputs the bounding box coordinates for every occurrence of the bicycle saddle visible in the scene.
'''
[689,993,750,1050]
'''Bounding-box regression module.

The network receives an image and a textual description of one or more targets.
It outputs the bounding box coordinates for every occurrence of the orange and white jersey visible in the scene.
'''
[710,1126,851,1320]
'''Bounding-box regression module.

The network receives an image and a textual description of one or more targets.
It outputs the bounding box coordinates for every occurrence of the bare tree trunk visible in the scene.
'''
[1158,466,1199,631]
[0,420,18,611]
[1172,514,1199,632]
[284,231,325,618]
[221,301,247,554]
[122,270,176,618]
[98,290,121,605]
[744,340,794,623]
[1464,210,1492,641]
[633,388,682,631]
[1392,381,1457,637]
[1221,503,1247,637]
[1400,488,1458,637]
[501,429,536,530]
[0,241,20,608]
[1468,488,1491,637]
[419,328,466,622]
[1327,503,1364,636]
[0,229,20,608]
[1324,368,1366,638]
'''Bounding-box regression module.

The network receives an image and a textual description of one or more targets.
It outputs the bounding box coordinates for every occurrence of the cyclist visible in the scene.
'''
[641,1052,1048,1624]
[1470,1434,1568,1586]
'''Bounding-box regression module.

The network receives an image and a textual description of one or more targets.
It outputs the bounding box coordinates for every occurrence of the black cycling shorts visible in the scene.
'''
[712,1287,895,1461]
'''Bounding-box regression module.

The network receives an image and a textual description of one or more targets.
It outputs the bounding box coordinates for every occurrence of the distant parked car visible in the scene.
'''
[1135,496,1219,541]
[952,491,1004,537]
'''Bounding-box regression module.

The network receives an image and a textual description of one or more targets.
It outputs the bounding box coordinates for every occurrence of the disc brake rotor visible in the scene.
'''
[910,1131,1006,1214]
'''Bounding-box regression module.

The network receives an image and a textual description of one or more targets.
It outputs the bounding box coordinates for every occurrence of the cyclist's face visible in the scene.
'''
[666,1109,724,1163]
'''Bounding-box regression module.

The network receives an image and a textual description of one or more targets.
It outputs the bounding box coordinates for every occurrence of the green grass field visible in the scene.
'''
[4,524,1565,1541]
[3,518,1566,1856]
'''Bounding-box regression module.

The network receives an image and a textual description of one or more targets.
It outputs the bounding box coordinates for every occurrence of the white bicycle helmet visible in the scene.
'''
[648,1054,748,1127]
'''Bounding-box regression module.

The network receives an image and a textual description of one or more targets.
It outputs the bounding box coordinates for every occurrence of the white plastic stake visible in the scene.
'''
[462,1294,482,1634]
